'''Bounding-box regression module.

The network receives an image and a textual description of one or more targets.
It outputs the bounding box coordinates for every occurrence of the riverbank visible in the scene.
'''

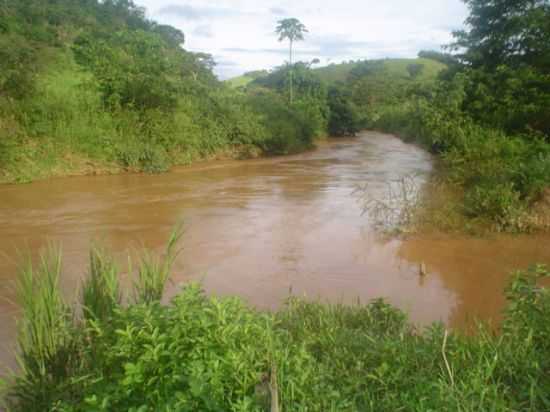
[3,234,549,411]
[369,112,550,234]
[0,140,265,185]
[0,125,319,185]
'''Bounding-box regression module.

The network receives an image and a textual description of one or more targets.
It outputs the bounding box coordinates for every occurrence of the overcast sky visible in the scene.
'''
[134,0,469,79]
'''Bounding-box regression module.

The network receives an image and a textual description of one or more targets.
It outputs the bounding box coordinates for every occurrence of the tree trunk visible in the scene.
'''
[289,39,293,104]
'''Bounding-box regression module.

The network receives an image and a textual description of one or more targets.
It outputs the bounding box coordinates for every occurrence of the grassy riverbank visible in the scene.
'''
[370,95,550,234]
[2,230,549,411]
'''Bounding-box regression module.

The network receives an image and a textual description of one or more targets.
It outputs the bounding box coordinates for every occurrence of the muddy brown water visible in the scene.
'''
[1,131,549,373]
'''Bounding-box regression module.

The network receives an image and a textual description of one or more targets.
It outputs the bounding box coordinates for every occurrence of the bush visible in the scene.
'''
[327,86,360,136]
[246,91,317,155]
[464,182,523,225]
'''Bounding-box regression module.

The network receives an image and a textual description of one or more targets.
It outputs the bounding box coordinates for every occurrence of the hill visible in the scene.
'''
[314,57,446,84]
[226,58,446,88]
[225,74,256,88]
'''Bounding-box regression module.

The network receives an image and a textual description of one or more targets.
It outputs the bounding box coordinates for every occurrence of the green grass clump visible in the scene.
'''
[11,247,80,410]
[82,245,121,322]
[133,223,184,304]
[4,237,550,411]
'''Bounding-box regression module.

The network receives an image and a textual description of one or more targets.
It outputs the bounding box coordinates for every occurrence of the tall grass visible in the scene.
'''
[10,247,79,411]
[133,222,184,304]
[81,245,121,322]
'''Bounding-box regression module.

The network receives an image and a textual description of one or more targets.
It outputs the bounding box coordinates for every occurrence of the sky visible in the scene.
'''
[134,0,469,79]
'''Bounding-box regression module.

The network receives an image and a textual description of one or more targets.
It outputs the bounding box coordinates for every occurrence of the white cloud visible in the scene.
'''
[136,0,468,79]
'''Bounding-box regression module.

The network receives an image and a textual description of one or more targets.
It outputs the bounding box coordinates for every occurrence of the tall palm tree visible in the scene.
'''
[275,18,308,104]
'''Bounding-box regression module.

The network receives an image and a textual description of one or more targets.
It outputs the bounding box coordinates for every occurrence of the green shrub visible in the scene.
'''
[246,91,317,155]
[464,182,523,226]
[327,86,360,136]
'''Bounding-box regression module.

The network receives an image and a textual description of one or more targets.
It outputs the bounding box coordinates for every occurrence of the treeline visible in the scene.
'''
[0,0,322,183]
[310,0,550,232]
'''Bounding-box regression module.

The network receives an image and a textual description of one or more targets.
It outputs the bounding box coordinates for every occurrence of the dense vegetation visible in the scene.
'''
[237,0,550,233]
[0,0,323,183]
[2,232,549,411]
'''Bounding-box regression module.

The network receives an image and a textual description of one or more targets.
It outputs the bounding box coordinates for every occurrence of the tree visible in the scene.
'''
[449,0,550,137]
[327,86,360,136]
[451,0,550,71]
[309,58,320,67]
[275,18,308,104]
[153,24,185,48]
[73,29,179,111]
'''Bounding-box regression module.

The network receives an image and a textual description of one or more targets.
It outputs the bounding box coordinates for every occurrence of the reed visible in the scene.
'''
[132,222,184,304]
[10,246,78,411]
[81,244,121,322]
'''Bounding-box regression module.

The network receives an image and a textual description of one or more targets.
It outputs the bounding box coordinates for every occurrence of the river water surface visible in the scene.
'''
[1,131,549,371]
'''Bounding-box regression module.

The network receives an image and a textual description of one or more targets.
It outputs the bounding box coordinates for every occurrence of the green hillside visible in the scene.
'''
[225,70,268,88]
[316,58,446,83]
[225,74,255,88]
[227,58,446,88]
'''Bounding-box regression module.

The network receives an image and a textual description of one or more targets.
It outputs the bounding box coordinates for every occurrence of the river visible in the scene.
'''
[1,131,549,372]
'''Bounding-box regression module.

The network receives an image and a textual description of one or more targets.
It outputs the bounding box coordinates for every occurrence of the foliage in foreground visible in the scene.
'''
[4,241,550,411]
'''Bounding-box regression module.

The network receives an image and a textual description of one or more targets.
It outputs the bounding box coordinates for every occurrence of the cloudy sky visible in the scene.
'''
[134,0,469,79]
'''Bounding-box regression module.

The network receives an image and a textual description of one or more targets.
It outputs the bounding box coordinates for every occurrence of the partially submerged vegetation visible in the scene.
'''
[3,231,550,411]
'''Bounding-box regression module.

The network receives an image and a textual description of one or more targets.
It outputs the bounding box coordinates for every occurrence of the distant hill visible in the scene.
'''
[226,58,446,88]
[225,74,256,88]
[225,70,268,88]
[311,61,361,84]
[314,58,446,84]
